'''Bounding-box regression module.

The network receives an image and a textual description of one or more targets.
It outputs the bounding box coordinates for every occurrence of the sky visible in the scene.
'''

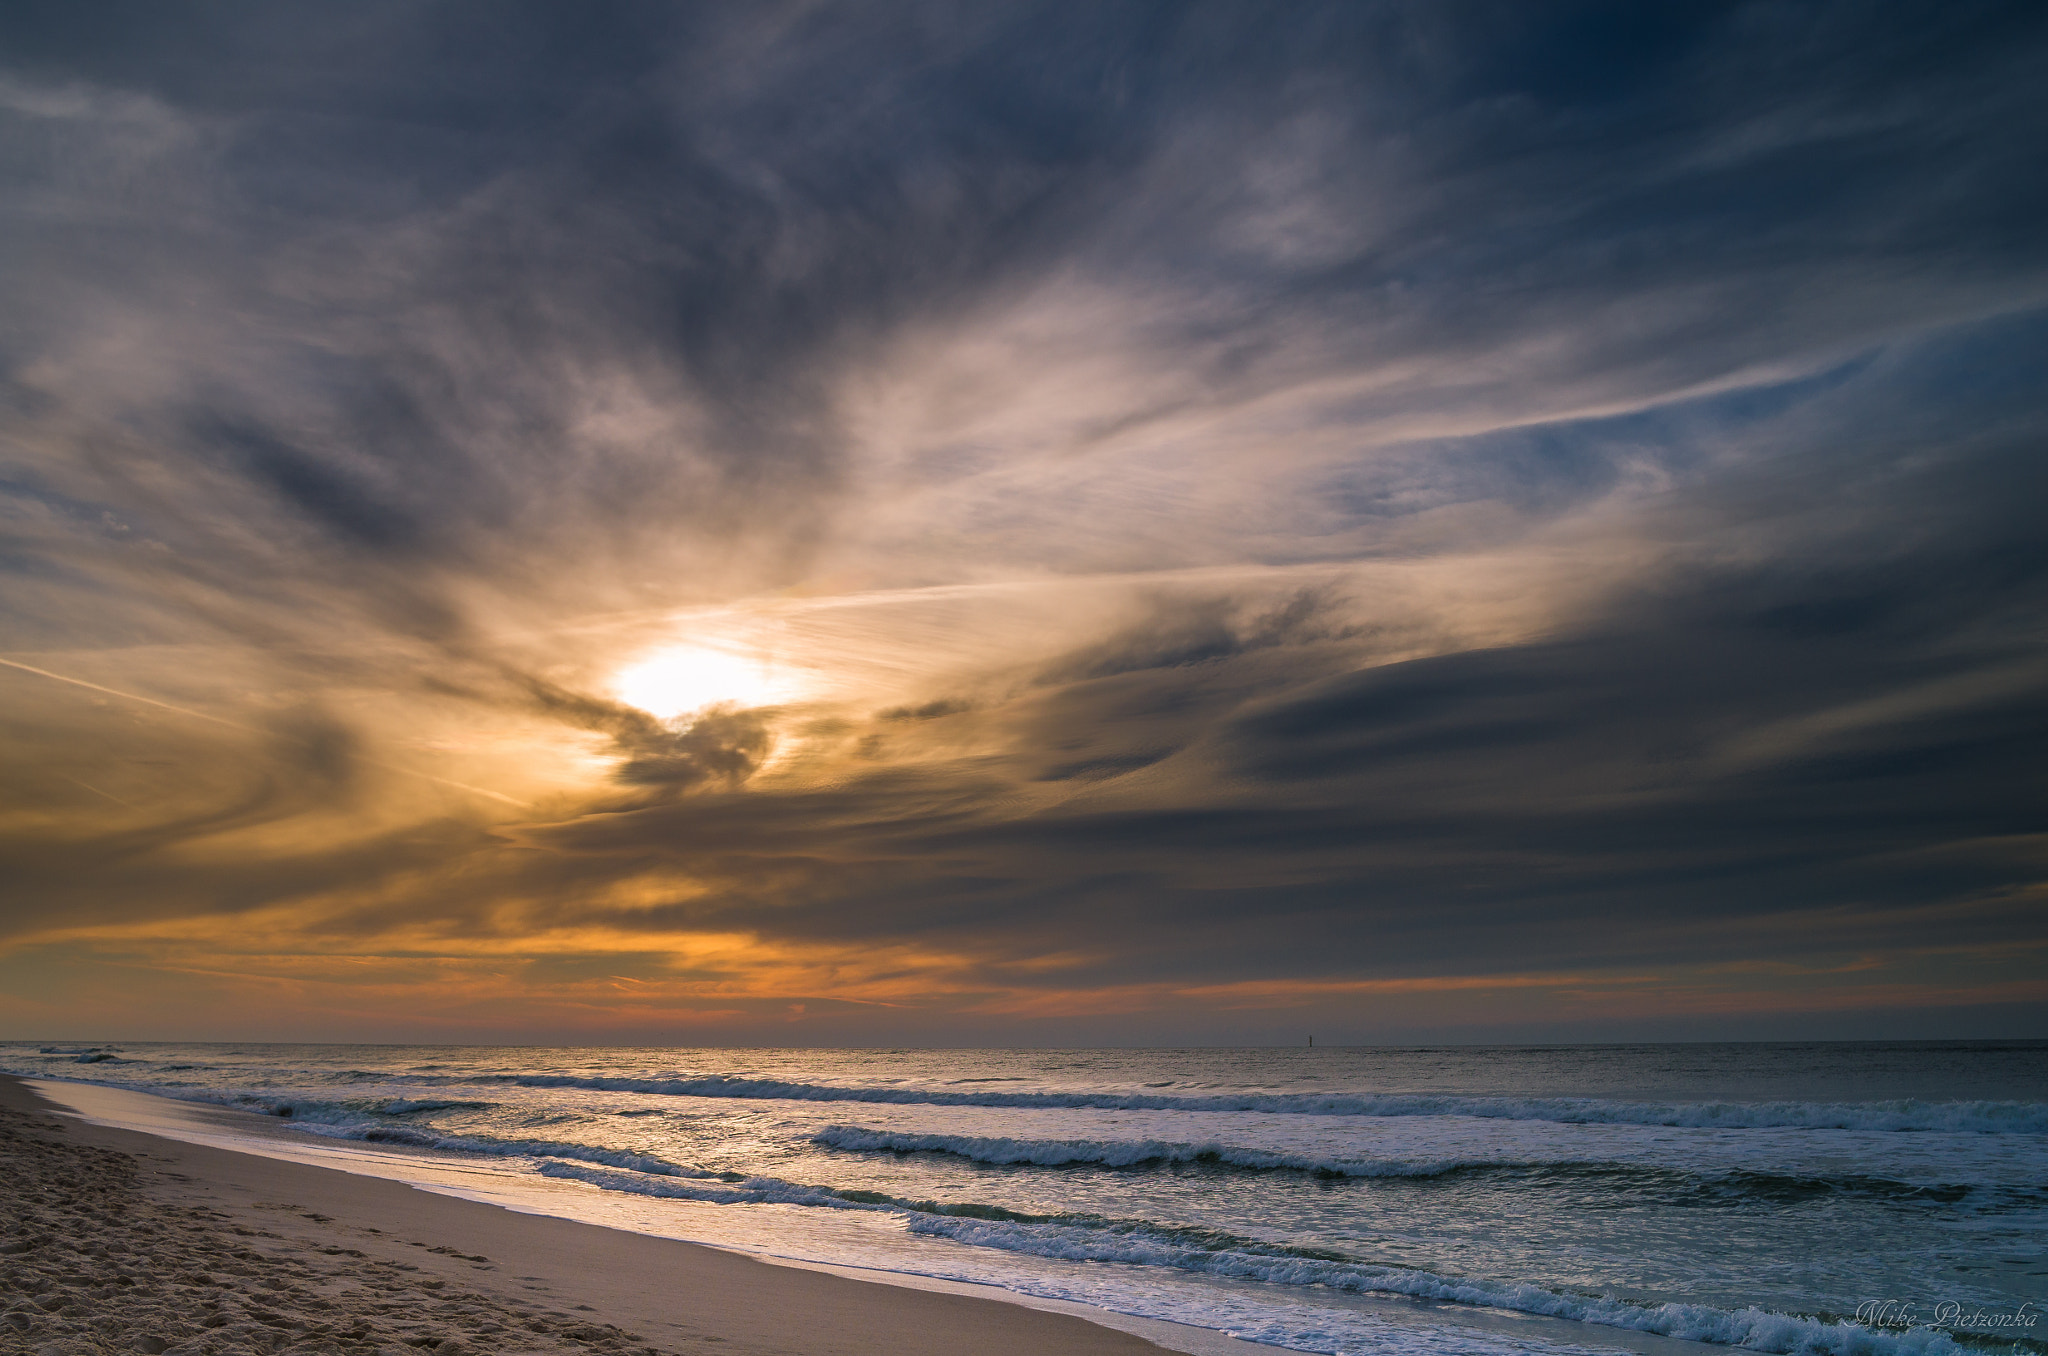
[0,1,2043,1046]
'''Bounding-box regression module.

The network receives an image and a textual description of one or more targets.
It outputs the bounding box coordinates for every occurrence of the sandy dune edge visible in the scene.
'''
[0,1075,1170,1356]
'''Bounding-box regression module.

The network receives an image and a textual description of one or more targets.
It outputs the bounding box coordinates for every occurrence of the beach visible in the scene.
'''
[0,1075,1177,1356]
[6,1043,2041,1356]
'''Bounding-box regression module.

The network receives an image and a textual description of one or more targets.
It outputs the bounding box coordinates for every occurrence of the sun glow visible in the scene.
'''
[612,645,794,720]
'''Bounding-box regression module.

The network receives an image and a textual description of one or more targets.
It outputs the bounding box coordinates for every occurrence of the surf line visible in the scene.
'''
[0,655,530,809]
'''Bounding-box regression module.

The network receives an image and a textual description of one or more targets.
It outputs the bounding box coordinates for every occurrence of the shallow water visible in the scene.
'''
[9,1042,2044,1356]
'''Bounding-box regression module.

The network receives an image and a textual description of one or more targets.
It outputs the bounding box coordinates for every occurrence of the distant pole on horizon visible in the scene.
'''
[1308,1035,1313,1047]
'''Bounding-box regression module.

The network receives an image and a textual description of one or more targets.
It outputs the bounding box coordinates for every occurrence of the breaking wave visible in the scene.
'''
[810,1126,2020,1205]
[811,1124,1506,1176]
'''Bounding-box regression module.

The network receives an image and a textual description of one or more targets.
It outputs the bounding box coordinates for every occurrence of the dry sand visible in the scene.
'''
[0,1075,1173,1356]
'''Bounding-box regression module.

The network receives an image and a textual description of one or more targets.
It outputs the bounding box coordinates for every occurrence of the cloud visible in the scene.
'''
[0,1,2043,1038]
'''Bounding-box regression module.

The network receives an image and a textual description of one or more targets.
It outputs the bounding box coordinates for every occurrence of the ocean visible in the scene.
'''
[6,1041,2043,1356]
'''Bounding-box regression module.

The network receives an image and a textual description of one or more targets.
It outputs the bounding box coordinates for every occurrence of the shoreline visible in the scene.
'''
[4,1065,1761,1356]
[1,1073,1240,1356]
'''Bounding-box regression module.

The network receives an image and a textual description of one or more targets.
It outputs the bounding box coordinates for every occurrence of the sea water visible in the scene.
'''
[6,1042,2043,1356]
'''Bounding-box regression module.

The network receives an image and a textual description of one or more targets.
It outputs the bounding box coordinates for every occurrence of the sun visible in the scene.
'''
[612,645,791,720]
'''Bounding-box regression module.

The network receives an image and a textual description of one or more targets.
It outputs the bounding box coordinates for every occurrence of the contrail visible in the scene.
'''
[0,655,250,730]
[0,655,531,809]
[62,775,135,808]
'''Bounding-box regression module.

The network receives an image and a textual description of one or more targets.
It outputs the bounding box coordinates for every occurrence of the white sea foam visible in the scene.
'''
[538,1159,872,1209]
[911,1214,1972,1356]
[493,1074,2048,1133]
[317,1124,707,1178]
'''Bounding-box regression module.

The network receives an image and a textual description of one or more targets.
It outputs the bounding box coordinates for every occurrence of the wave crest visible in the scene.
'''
[811,1125,1494,1177]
